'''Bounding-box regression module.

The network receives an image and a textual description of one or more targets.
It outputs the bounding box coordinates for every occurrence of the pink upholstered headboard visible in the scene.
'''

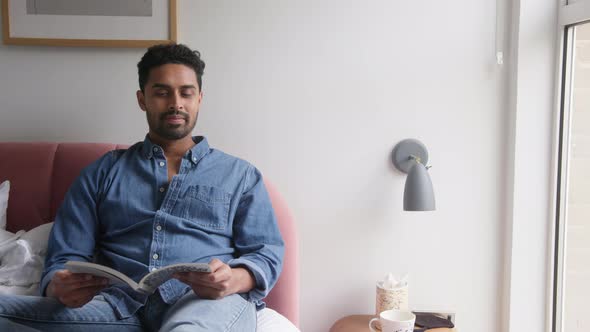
[0,143,126,231]
[0,142,299,326]
[263,180,300,325]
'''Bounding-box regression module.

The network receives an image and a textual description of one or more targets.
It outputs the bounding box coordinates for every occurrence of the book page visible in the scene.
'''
[139,263,211,294]
[65,261,140,291]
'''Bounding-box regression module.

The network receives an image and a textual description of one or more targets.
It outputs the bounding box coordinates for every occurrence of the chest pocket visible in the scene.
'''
[182,185,231,230]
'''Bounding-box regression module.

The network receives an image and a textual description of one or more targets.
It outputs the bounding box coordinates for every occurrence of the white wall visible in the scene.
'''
[0,1,516,331]
[183,2,512,330]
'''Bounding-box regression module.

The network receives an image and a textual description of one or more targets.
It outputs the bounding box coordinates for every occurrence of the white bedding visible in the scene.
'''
[257,307,300,332]
[0,222,53,295]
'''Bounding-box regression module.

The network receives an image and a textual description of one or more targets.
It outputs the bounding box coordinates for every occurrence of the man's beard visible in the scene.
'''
[146,109,197,140]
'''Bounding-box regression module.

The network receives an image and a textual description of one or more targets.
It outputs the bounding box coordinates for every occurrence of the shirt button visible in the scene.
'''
[151,267,157,272]
[153,253,159,260]
[156,225,162,231]
[192,157,197,162]
[153,147,159,152]
[159,161,165,167]
[159,187,165,193]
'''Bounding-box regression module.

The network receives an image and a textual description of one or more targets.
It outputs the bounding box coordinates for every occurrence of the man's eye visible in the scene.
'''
[155,91,168,96]
[182,93,193,97]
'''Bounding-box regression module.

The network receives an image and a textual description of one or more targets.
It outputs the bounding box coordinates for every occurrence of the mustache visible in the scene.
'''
[161,110,189,121]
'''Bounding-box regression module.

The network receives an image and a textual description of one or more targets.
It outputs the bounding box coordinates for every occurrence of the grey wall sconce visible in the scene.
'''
[391,139,435,211]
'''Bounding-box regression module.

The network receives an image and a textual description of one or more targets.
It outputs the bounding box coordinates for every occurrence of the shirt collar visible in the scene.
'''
[141,135,210,165]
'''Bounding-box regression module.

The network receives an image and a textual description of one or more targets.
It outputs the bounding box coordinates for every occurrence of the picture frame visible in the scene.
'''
[1,0,177,47]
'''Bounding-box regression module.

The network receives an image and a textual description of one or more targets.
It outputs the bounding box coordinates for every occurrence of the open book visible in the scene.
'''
[65,261,211,295]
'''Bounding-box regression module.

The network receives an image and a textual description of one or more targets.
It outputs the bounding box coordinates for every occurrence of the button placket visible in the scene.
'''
[162,174,183,213]
[153,146,168,206]
[150,211,165,271]
[149,148,168,275]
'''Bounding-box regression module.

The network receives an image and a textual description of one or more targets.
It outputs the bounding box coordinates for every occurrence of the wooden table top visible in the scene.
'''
[329,315,456,332]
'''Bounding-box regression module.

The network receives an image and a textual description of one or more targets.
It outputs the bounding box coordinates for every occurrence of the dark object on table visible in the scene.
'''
[414,312,455,329]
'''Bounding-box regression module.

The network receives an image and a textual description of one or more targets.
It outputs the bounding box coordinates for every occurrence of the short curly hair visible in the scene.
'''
[137,43,205,93]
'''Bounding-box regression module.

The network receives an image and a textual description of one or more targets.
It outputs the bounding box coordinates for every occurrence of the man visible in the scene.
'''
[0,43,284,331]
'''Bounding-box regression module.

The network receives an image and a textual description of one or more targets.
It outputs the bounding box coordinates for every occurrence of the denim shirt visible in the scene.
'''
[40,136,284,319]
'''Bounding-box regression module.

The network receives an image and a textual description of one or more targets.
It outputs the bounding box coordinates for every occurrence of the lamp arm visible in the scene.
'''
[409,154,422,164]
[408,155,434,170]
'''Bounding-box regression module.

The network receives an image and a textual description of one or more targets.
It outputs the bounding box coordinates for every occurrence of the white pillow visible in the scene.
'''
[20,222,54,255]
[0,228,24,247]
[0,180,9,230]
[0,222,54,296]
[256,308,300,332]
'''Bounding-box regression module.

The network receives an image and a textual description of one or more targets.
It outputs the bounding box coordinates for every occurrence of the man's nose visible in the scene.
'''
[168,94,184,111]
[169,105,184,112]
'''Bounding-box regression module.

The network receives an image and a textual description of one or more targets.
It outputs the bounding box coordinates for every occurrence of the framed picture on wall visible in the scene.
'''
[1,0,177,47]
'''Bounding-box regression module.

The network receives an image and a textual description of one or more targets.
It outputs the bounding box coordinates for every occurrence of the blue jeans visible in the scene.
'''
[0,292,256,332]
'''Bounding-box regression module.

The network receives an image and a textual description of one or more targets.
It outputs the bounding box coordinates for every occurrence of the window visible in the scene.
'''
[554,2,590,331]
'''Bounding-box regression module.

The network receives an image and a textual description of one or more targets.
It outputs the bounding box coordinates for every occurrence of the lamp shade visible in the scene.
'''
[403,162,435,211]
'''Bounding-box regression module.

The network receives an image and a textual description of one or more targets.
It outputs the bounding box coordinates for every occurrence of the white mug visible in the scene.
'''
[369,309,415,332]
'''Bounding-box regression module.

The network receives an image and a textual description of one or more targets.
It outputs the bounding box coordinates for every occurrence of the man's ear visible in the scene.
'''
[197,91,203,105]
[136,90,147,112]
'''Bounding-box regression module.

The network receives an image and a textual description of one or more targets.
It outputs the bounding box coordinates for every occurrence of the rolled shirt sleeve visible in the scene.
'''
[228,165,284,306]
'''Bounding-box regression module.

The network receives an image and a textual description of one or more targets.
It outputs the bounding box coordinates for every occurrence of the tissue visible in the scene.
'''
[379,273,408,290]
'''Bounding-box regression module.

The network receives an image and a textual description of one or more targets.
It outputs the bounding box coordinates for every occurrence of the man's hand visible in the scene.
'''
[173,258,255,299]
[46,270,109,308]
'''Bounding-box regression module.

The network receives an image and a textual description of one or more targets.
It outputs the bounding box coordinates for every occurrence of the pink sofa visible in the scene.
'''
[0,142,299,327]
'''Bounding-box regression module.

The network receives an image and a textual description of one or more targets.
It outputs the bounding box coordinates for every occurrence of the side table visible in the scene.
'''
[329,315,456,332]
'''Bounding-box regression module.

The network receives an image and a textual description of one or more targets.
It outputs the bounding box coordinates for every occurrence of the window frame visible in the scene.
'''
[553,25,575,332]
[560,0,590,27]
[552,1,590,331]
[507,1,590,332]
